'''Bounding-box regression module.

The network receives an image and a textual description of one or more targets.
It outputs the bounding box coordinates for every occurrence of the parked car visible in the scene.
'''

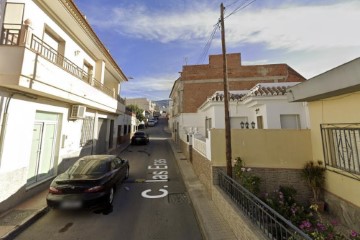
[46,155,129,211]
[147,120,156,127]
[131,131,149,145]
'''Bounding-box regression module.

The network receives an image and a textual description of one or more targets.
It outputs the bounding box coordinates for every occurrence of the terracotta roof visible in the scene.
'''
[205,83,300,103]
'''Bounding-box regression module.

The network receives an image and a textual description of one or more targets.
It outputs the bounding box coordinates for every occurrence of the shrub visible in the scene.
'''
[233,157,261,195]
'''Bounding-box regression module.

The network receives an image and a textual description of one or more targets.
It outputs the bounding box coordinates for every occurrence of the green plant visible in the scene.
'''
[233,157,261,195]
[264,186,310,225]
[301,161,326,202]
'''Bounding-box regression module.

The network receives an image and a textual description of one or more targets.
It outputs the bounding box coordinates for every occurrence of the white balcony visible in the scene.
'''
[0,28,125,114]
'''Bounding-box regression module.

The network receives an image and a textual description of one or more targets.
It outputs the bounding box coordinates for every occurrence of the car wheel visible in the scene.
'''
[108,187,115,205]
[125,167,129,179]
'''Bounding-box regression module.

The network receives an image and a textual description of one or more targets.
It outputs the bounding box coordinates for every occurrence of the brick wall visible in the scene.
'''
[179,53,306,113]
[252,168,312,204]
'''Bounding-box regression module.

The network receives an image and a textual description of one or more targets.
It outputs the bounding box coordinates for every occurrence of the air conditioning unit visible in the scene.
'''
[69,105,86,119]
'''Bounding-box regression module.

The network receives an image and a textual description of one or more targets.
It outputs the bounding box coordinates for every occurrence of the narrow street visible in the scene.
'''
[14,118,203,240]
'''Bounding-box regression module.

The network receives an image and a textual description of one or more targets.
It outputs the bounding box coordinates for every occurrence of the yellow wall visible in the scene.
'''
[308,92,360,207]
[211,129,312,168]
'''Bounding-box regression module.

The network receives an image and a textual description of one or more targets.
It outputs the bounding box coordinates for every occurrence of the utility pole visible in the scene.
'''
[220,3,232,177]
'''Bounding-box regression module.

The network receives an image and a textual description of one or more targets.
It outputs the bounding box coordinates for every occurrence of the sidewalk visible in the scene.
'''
[0,137,237,240]
[167,139,237,240]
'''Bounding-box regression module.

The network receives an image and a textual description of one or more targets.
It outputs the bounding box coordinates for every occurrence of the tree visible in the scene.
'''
[127,104,145,122]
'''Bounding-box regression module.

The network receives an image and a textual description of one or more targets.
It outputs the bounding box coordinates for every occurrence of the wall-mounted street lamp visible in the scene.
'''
[251,121,256,129]
[245,122,249,129]
[255,108,260,114]
[240,121,244,129]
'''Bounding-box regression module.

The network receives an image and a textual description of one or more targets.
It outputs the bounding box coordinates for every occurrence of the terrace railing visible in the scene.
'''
[217,170,311,240]
[29,35,115,98]
[1,24,21,45]
[1,25,118,99]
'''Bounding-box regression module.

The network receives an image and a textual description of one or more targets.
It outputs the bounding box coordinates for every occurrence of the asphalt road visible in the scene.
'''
[15,118,203,240]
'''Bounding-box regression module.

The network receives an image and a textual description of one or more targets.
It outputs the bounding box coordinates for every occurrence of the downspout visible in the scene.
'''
[0,94,14,168]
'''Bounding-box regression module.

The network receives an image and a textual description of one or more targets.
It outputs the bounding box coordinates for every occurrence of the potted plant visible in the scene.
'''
[301,161,326,211]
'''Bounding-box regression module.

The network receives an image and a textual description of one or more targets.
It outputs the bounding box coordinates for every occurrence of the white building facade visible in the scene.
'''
[177,82,309,145]
[0,0,128,213]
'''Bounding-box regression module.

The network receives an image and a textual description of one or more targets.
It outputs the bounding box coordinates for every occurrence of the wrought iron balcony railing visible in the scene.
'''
[217,170,311,240]
[1,25,122,101]
[29,35,115,98]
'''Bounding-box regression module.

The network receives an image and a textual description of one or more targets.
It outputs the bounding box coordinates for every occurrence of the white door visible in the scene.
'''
[27,112,58,185]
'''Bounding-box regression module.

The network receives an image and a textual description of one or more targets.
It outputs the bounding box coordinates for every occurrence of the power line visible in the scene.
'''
[195,0,255,65]
[197,22,220,64]
[225,0,256,19]
[226,0,242,8]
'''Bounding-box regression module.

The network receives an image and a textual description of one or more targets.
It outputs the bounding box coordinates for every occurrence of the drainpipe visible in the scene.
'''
[0,94,14,168]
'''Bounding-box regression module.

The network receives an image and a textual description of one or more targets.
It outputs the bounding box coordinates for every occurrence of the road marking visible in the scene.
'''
[145,179,168,182]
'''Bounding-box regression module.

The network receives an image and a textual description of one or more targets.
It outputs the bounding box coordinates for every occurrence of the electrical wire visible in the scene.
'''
[226,0,242,8]
[195,0,255,64]
[197,22,220,64]
[225,0,256,19]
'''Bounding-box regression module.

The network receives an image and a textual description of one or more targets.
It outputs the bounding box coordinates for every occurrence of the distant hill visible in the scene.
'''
[153,99,170,108]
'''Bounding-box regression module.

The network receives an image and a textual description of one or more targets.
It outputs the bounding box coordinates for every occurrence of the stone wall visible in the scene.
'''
[212,185,267,240]
[324,191,360,232]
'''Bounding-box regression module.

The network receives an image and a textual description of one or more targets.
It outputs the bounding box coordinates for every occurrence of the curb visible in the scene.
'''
[1,207,49,240]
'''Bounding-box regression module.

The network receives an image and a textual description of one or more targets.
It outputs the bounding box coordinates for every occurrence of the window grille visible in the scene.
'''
[321,123,360,175]
[80,117,94,146]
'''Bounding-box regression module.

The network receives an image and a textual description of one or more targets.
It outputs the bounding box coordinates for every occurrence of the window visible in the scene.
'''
[2,3,24,45]
[280,114,300,129]
[123,125,127,135]
[321,124,360,175]
[80,117,94,146]
[83,61,93,83]
[43,28,65,65]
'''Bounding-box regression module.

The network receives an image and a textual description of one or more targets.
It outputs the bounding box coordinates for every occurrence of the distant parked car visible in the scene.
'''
[147,120,156,127]
[131,131,149,145]
[46,155,129,211]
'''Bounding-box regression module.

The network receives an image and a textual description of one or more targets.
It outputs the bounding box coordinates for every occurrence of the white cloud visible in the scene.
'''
[92,1,360,51]
[225,1,360,52]
[121,73,178,100]
[92,4,218,43]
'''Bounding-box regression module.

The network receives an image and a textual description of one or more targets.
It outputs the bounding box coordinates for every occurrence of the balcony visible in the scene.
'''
[0,24,124,113]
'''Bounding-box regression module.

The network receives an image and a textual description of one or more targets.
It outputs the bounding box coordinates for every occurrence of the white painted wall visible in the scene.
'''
[198,96,309,131]
[21,0,97,73]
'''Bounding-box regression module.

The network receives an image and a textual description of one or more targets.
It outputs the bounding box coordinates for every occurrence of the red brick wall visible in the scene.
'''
[179,53,306,113]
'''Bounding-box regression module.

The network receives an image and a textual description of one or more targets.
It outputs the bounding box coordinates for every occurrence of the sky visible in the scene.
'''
[73,0,360,101]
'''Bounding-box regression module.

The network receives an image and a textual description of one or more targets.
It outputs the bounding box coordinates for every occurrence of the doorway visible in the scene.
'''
[27,112,59,185]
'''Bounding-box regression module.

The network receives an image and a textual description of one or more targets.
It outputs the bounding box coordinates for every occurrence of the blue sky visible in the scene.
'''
[73,0,360,101]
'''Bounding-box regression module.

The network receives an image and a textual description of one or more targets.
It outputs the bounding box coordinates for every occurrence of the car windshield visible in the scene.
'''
[134,132,145,136]
[66,159,109,175]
